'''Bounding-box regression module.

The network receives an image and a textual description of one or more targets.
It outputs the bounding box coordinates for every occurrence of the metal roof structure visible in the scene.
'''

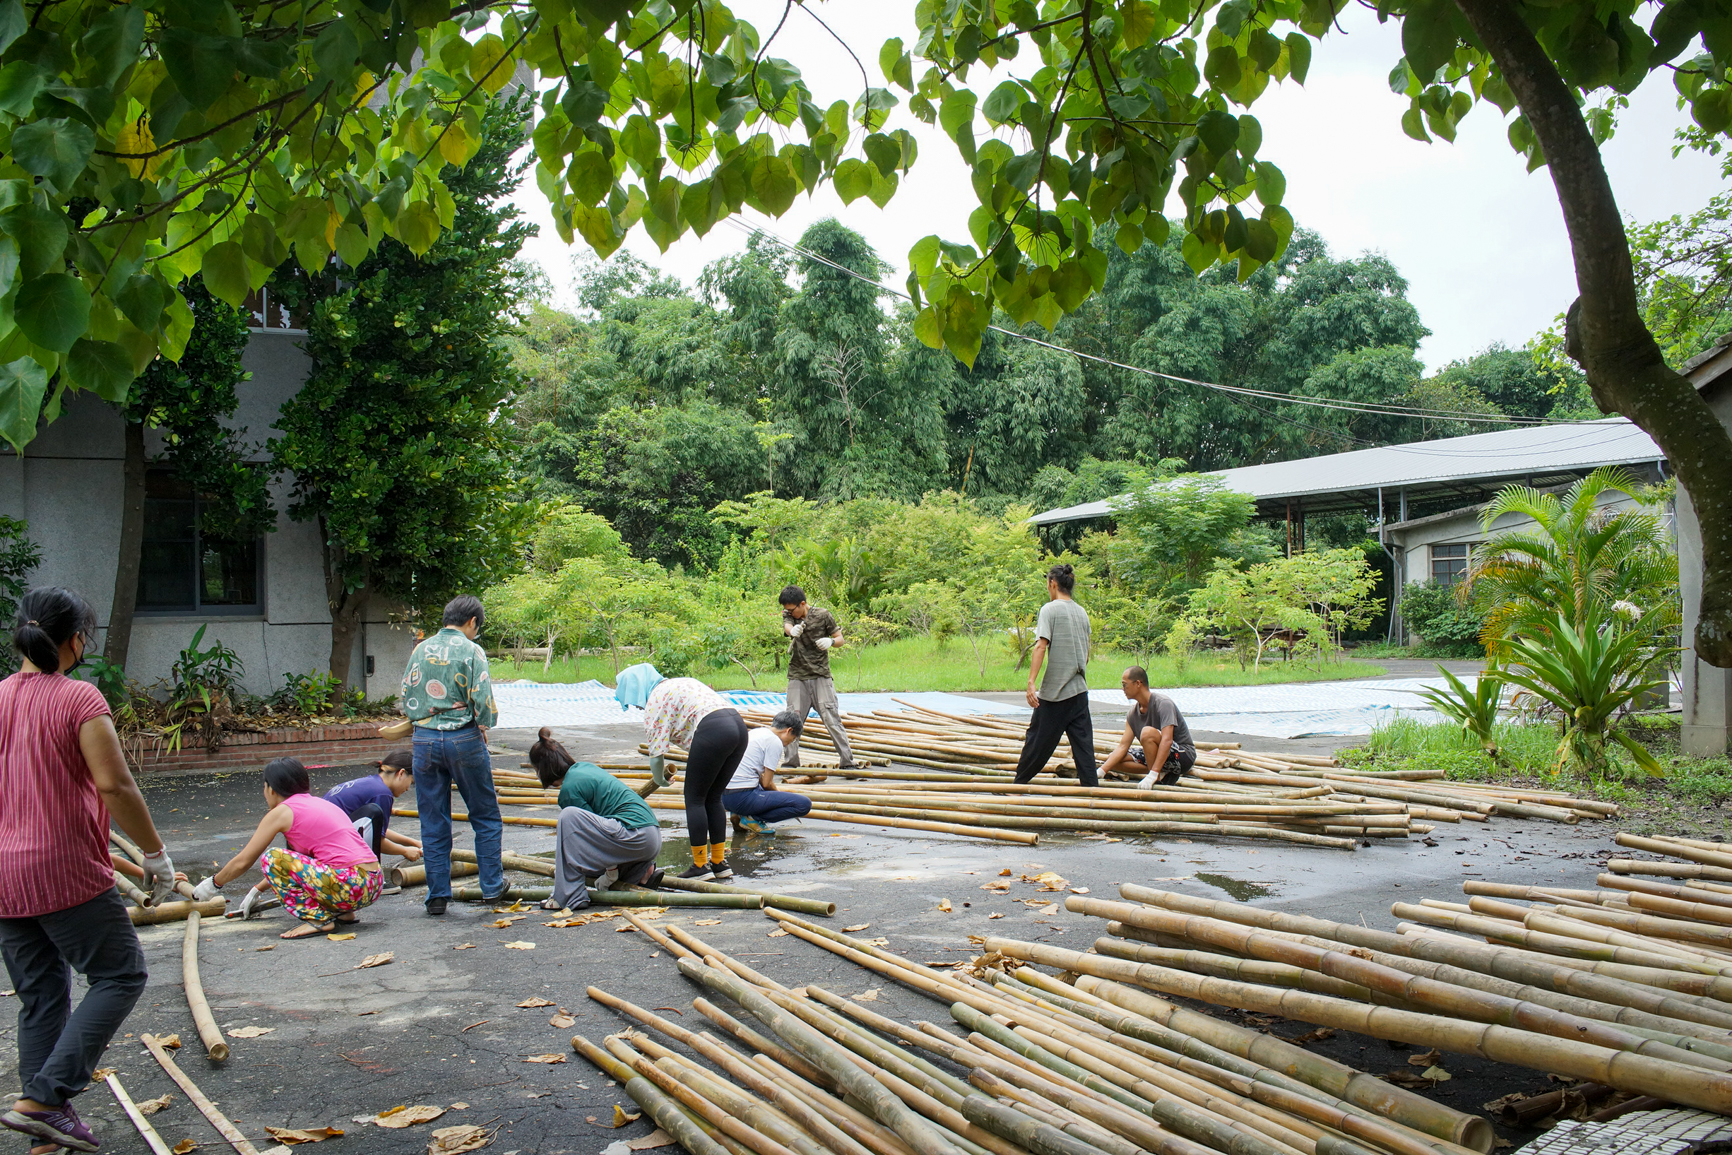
[1029,417,1665,525]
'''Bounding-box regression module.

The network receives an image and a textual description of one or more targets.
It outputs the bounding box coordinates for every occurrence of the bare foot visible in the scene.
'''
[279,921,334,940]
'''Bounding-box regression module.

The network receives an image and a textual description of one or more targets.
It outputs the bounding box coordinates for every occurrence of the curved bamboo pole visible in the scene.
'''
[131,899,226,926]
[983,936,1732,1115]
[182,911,229,1062]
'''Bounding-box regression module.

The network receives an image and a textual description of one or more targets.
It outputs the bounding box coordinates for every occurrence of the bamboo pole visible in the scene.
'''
[1390,903,1732,974]
[105,1073,176,1155]
[569,1033,729,1155]
[131,899,226,925]
[389,861,478,887]
[985,936,1732,1115]
[653,875,836,916]
[1608,858,1732,882]
[640,1048,839,1155]
[141,1034,262,1155]
[394,805,558,829]
[751,1051,923,1155]
[1599,874,1732,909]
[1618,833,1732,870]
[182,911,229,1062]
[450,884,759,908]
[804,809,1038,845]
[678,956,966,1155]
[115,871,151,907]
[607,1035,803,1155]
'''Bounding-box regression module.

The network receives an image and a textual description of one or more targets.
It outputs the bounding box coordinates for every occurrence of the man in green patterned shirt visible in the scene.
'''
[401,595,505,915]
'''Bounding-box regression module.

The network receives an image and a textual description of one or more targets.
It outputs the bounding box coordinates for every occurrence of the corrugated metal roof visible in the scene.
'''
[1030,417,1663,525]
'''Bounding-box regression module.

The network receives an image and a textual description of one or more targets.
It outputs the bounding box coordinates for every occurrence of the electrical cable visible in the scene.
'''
[723,216,1605,428]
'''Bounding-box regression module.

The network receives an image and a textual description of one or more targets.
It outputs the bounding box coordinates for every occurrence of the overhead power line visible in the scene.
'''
[722,216,1604,429]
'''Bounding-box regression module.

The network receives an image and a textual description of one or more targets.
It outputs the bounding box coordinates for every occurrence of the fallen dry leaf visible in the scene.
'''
[693,918,721,926]
[1407,1048,1444,1068]
[501,941,535,950]
[517,997,557,1008]
[427,1124,491,1153]
[612,1106,641,1128]
[524,1053,567,1064]
[979,882,1010,892]
[987,912,1005,919]
[356,952,394,969]
[863,937,889,947]
[842,923,871,932]
[91,1067,117,1081]
[495,900,529,913]
[828,833,861,839]
[487,917,526,929]
[627,1129,677,1150]
[450,1103,468,1110]
[137,1094,173,1116]
[937,899,952,913]
[852,989,880,1002]
[1284,1027,1337,1045]
[1382,1070,1437,1090]
[1069,887,1090,894]
[546,910,626,928]
[1033,871,1068,891]
[373,1105,446,1129]
[454,943,476,950]
[1421,1066,1452,1082]
[264,1126,343,1144]
[326,932,357,941]
[767,929,789,938]
[998,868,1012,876]
[550,1014,576,1029]
[227,1026,275,1039]
[156,1034,182,1050]
[256,945,275,952]
[173,1140,197,1154]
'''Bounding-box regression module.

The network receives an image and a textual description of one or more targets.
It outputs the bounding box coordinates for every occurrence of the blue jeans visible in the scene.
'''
[723,787,812,825]
[413,726,505,902]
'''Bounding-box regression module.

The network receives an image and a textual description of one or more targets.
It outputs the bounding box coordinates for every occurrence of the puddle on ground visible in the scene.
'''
[1193,873,1276,902]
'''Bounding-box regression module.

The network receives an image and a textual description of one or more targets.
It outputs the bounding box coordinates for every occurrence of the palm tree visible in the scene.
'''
[1468,466,1678,652]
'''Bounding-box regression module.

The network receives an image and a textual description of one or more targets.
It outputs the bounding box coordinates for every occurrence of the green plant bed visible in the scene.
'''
[1347,642,1484,662]
[491,637,1384,693]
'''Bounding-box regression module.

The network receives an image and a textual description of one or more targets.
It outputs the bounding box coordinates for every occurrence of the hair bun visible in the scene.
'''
[537,726,552,740]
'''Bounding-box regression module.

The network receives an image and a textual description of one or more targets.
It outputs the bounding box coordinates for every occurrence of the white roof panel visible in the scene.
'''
[1031,418,1663,525]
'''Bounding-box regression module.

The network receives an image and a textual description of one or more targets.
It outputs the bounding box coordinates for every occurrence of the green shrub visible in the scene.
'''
[1399,582,1485,656]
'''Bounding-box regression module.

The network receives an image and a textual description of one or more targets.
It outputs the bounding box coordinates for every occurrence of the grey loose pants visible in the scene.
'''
[0,888,147,1105]
[786,677,855,769]
[550,808,664,909]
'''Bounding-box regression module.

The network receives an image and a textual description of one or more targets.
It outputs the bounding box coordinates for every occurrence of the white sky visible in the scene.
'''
[507,3,1726,370]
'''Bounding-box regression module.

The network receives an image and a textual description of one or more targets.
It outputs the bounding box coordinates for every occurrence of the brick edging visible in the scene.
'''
[133,723,401,775]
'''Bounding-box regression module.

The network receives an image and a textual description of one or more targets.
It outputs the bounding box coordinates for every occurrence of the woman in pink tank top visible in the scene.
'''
[194,758,383,939]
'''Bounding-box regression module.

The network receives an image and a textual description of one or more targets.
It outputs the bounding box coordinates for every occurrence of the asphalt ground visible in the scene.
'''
[4,690,1624,1155]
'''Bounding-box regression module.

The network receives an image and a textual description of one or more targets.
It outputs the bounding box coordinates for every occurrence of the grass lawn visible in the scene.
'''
[491,636,1383,693]
[1340,714,1732,837]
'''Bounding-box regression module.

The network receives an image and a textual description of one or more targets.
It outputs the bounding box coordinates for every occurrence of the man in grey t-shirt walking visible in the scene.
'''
[1014,563,1098,788]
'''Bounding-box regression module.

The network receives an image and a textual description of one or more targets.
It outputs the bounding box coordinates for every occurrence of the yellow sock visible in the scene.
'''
[691,846,707,868]
[709,843,728,865]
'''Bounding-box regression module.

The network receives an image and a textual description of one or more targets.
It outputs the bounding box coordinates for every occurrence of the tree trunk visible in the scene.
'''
[105,421,147,670]
[1451,0,1732,667]
[318,516,369,686]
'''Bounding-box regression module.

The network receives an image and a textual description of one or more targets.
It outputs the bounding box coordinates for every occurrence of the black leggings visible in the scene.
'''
[350,802,387,857]
[684,709,749,846]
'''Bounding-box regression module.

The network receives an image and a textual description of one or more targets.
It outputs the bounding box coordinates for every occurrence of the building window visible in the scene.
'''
[240,286,310,331]
[1430,543,1472,587]
[138,472,262,614]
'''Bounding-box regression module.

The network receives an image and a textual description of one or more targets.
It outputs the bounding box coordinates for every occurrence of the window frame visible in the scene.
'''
[1429,542,1473,588]
[135,470,267,618]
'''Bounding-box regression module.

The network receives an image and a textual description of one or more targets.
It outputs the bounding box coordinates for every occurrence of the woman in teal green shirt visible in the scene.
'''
[528,728,664,909]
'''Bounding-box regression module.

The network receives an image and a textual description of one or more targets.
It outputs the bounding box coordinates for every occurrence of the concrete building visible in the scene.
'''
[1678,337,1732,757]
[2,320,417,700]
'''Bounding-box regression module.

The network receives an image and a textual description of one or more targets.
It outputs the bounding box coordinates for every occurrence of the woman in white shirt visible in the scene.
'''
[722,711,813,835]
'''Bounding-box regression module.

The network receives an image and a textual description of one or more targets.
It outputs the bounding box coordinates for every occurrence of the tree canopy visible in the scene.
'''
[8,0,1732,659]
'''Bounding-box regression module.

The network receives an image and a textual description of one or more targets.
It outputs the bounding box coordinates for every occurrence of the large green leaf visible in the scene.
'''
[834,159,873,205]
[200,240,250,306]
[0,204,69,278]
[0,61,45,116]
[115,273,166,331]
[67,338,135,401]
[395,200,441,255]
[748,156,797,216]
[0,0,24,55]
[157,28,236,107]
[14,273,90,352]
[0,356,46,452]
[10,118,94,192]
[80,4,145,87]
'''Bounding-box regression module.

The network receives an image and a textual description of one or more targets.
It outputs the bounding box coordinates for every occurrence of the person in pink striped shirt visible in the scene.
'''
[0,588,178,1154]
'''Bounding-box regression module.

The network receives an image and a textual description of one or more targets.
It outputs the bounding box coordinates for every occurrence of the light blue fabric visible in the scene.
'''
[613,663,665,711]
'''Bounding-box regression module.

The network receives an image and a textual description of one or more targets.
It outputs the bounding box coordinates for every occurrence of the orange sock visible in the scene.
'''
[690,846,706,867]
[709,843,728,865]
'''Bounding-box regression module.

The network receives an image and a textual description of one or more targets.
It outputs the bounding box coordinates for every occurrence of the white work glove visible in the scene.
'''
[815,636,833,650]
[1136,771,1158,791]
[141,847,178,906]
[787,622,804,638]
[191,875,222,903]
[650,755,671,788]
[238,884,265,919]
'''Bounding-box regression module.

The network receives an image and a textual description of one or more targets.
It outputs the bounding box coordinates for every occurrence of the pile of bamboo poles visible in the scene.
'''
[110,830,227,925]
[1607,832,1732,884]
[573,907,1500,1155]
[1010,878,1732,1118]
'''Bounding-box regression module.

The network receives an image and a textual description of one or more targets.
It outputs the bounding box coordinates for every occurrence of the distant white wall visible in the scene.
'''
[1680,383,1732,757]
[8,330,412,697]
